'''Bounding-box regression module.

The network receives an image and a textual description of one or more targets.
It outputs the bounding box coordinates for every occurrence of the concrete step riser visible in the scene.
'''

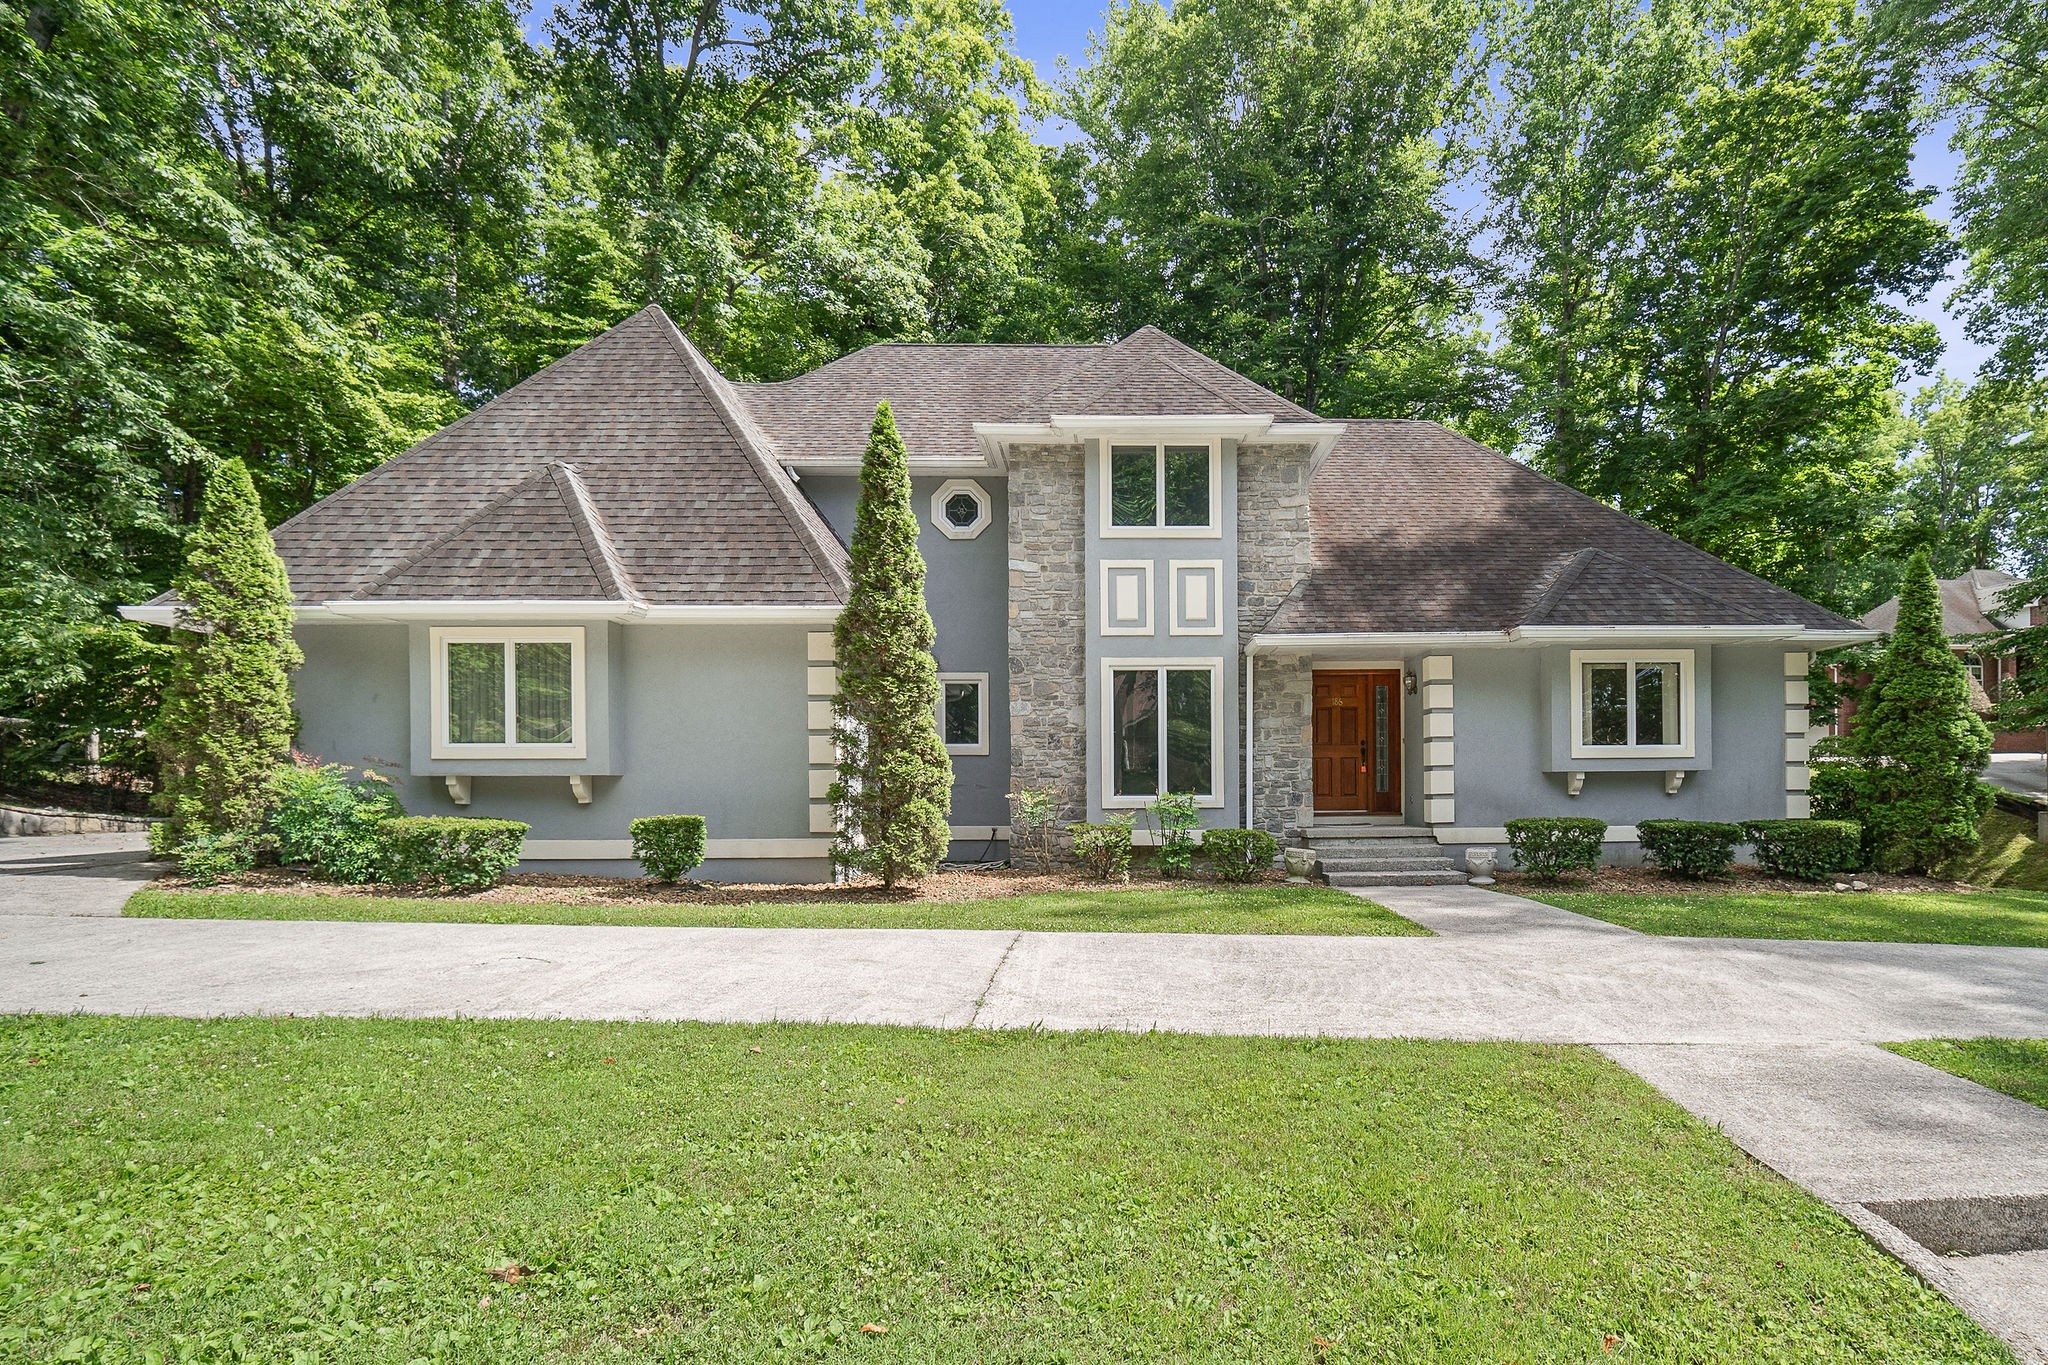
[1317,858,1458,873]
[1325,869,1469,887]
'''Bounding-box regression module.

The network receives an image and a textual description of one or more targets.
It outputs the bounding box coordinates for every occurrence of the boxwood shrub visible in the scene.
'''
[1504,817,1607,880]
[1744,818,1862,881]
[1200,827,1278,883]
[381,816,528,893]
[631,814,709,883]
[1635,819,1742,879]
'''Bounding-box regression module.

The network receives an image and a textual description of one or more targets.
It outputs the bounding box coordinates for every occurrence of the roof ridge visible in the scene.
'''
[650,311,849,598]
[550,463,642,605]
[1406,421,1859,631]
[1128,325,1317,419]
[346,464,606,601]
[1518,548,1597,624]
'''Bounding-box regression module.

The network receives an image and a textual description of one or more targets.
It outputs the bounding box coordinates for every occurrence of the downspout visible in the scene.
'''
[1244,640,1257,833]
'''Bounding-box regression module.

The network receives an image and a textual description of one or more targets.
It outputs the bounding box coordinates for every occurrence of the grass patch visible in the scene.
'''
[0,1017,2008,1362]
[124,884,1427,936]
[1887,1037,2048,1111]
[1519,888,2048,947]
[1944,808,2048,892]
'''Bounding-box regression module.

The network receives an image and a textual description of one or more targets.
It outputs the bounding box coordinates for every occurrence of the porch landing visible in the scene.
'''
[1299,822,1465,887]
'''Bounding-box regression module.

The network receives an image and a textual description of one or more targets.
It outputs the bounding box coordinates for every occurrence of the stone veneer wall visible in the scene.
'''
[1006,442,1089,823]
[1237,442,1316,838]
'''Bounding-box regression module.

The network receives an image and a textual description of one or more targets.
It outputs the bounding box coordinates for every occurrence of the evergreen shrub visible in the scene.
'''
[1744,819,1862,881]
[267,759,403,882]
[1146,792,1201,876]
[1504,817,1607,879]
[381,816,528,892]
[1201,827,1278,882]
[1067,819,1134,880]
[175,831,258,886]
[1635,819,1741,878]
[631,815,709,883]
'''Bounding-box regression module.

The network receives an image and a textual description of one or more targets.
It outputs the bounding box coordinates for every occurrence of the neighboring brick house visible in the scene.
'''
[1840,569,2046,756]
[126,306,1876,881]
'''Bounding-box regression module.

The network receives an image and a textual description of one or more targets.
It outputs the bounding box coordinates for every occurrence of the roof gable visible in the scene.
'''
[268,306,847,606]
[1018,327,1317,422]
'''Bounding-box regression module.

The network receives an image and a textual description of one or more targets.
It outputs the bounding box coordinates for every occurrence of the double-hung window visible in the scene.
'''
[431,627,587,759]
[1105,661,1218,803]
[1570,649,1694,758]
[1105,441,1218,535]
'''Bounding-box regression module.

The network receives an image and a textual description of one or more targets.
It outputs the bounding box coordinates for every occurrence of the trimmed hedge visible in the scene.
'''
[1744,819,1862,882]
[1201,827,1279,883]
[381,816,528,893]
[1067,821,1134,881]
[1504,817,1607,880]
[631,815,709,883]
[1636,819,1741,879]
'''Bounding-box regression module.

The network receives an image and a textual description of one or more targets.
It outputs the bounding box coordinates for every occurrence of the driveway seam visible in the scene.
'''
[967,930,1023,1028]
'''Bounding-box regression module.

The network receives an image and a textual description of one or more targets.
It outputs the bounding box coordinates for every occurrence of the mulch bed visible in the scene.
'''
[153,863,1295,905]
[1494,865,1974,896]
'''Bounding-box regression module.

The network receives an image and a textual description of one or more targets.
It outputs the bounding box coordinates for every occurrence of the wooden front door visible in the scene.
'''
[1312,670,1402,815]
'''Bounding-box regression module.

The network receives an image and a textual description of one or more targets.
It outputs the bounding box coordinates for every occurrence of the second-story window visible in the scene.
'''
[1108,443,1215,532]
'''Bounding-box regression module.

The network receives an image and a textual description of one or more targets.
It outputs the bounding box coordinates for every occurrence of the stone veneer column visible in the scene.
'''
[1420,655,1454,826]
[806,632,838,835]
[1006,443,1088,822]
[1237,444,1316,837]
[1783,651,1812,818]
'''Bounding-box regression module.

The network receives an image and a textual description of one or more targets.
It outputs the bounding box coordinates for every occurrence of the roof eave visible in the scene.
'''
[1248,624,1879,652]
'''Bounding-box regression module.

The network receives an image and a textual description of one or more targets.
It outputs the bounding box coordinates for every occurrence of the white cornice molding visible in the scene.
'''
[971,415,1347,470]
[1250,625,1879,652]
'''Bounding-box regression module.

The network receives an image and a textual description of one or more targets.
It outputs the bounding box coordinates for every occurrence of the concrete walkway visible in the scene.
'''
[0,831,163,917]
[3,855,2047,1358]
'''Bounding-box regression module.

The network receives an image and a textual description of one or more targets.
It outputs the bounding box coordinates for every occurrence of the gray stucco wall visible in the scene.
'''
[804,474,1013,854]
[294,621,827,880]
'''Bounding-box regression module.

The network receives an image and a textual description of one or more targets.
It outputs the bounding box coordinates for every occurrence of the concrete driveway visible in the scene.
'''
[1988,751,2047,800]
[3,861,2046,1358]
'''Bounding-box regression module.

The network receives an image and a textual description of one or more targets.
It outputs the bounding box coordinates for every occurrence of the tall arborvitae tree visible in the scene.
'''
[152,460,304,843]
[1827,551,1994,872]
[829,403,952,888]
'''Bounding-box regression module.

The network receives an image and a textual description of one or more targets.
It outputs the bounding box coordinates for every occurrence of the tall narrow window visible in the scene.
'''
[1108,663,1217,800]
[937,673,989,755]
[1572,651,1692,756]
[1103,442,1217,533]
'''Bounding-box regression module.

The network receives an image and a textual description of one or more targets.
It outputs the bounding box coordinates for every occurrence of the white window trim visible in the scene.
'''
[929,478,992,540]
[1099,559,1155,636]
[1100,657,1224,808]
[430,626,589,760]
[1168,558,1225,636]
[1099,438,1223,539]
[1568,648,1695,760]
[937,672,990,756]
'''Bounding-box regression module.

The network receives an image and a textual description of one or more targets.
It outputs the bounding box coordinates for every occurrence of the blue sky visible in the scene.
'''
[521,0,1990,384]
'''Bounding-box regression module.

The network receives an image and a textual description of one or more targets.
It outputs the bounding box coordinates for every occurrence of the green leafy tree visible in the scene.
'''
[1484,0,1950,609]
[829,403,952,888]
[1822,551,1994,872]
[152,460,304,844]
[1888,377,2047,577]
[1064,0,1495,420]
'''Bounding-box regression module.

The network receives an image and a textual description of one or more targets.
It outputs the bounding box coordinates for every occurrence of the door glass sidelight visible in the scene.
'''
[1372,683,1390,793]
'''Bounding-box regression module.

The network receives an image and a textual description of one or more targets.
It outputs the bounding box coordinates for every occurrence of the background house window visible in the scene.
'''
[432,627,585,757]
[937,672,989,755]
[1109,664,1215,798]
[1573,651,1691,755]
[1108,443,1213,530]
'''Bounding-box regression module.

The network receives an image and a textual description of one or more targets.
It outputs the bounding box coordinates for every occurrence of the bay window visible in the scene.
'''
[1570,649,1693,758]
[430,627,587,759]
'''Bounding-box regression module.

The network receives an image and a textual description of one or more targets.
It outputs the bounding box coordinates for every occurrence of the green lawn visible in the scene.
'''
[1944,808,2048,892]
[1887,1037,2048,1111]
[1520,888,2048,948]
[0,1019,2007,1363]
[125,883,1428,936]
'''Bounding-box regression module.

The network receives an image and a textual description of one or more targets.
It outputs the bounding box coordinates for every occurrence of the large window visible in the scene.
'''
[431,627,586,758]
[938,673,989,755]
[1570,649,1694,758]
[1105,662,1218,803]
[1104,442,1218,535]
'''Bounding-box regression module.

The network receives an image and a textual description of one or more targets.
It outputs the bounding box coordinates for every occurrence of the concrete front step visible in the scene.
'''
[1299,823,1436,839]
[1325,868,1469,887]
[1316,855,1460,874]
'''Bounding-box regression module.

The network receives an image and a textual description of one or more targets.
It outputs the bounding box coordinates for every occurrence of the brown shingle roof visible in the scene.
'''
[1861,567,2027,638]
[1260,421,1858,635]
[266,306,847,606]
[734,325,1311,464]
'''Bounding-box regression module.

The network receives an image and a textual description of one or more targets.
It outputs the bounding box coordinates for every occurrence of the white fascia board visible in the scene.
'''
[1510,624,1880,645]
[783,456,997,477]
[1248,631,1510,653]
[308,600,841,625]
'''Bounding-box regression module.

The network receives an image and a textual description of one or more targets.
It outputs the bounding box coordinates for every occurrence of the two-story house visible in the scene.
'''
[126,306,1875,882]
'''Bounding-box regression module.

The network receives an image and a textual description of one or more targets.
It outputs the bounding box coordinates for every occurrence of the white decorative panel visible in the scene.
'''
[1169,559,1224,636]
[1099,560,1153,636]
